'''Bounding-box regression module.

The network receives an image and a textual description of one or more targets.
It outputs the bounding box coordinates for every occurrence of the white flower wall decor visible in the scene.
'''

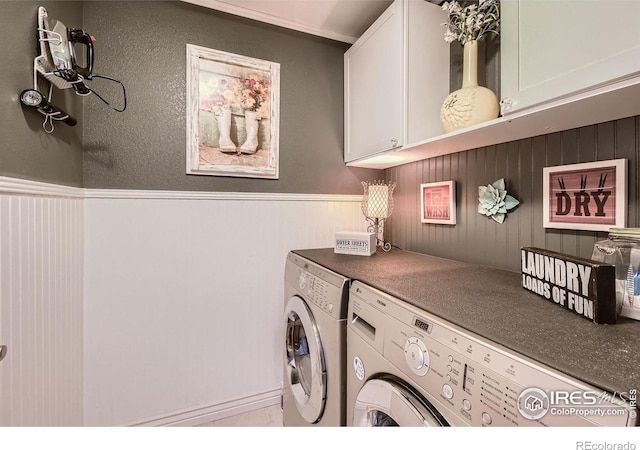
[478,178,519,223]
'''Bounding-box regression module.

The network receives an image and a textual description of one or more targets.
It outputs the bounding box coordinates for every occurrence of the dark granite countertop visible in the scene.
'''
[293,248,640,396]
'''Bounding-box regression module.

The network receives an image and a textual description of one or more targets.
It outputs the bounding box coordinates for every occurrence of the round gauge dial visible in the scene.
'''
[20,89,44,107]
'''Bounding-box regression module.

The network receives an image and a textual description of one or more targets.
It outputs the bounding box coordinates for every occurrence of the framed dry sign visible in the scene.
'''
[543,159,627,231]
[420,181,456,225]
[186,44,280,179]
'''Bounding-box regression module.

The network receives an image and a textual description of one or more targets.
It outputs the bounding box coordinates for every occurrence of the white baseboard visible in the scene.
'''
[129,388,282,427]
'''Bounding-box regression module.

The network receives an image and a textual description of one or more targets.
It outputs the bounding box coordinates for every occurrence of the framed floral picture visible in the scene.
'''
[186,44,280,179]
[420,181,456,225]
[543,159,627,231]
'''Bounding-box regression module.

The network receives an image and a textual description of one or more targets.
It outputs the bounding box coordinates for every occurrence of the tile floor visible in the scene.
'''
[203,404,283,427]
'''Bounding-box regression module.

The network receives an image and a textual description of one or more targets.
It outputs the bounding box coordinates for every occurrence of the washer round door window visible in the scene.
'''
[353,379,447,427]
[284,295,327,423]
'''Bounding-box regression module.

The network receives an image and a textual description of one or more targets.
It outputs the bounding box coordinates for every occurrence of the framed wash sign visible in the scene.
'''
[420,181,456,225]
[543,159,627,231]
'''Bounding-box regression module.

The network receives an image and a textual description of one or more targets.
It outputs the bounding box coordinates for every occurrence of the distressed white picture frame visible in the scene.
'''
[186,44,280,179]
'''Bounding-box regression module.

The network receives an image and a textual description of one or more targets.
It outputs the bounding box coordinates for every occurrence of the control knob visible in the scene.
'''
[404,337,430,376]
[298,271,307,290]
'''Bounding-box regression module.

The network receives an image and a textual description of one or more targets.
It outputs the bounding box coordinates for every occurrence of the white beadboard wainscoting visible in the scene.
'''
[0,177,365,427]
[83,189,365,426]
[0,178,84,426]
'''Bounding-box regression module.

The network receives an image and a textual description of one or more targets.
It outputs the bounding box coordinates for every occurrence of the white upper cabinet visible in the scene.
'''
[500,0,640,114]
[344,0,640,170]
[344,0,449,163]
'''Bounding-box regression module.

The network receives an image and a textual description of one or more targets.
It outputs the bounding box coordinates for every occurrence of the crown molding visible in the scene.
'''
[182,0,358,43]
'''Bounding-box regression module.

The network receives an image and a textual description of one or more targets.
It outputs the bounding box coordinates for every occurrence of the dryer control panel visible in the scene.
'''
[350,281,637,427]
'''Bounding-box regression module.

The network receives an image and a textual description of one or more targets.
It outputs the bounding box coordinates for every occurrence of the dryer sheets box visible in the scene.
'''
[334,232,376,256]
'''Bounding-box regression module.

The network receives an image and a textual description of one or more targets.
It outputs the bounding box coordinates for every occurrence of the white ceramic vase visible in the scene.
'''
[240,110,259,154]
[216,108,237,153]
[440,40,499,133]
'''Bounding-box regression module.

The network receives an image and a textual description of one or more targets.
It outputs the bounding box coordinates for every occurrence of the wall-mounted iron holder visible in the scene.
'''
[20,7,80,133]
[19,6,126,134]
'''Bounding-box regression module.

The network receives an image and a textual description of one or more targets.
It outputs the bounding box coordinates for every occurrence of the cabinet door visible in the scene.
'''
[344,0,404,162]
[501,0,640,114]
[406,0,449,144]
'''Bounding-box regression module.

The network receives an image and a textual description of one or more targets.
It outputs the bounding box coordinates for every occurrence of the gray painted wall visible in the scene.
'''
[385,116,640,273]
[0,2,84,187]
[82,1,378,193]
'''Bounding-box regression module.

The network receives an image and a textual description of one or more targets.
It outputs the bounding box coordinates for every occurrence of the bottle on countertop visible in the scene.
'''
[592,228,640,320]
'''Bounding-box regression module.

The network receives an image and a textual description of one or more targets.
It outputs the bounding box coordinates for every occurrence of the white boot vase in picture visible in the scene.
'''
[217,107,237,153]
[240,110,259,154]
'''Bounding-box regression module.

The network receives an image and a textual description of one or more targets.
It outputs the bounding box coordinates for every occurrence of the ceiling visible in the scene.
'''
[182,0,395,43]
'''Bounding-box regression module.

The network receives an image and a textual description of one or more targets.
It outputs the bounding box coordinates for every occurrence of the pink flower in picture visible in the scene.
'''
[237,73,270,118]
[200,77,239,114]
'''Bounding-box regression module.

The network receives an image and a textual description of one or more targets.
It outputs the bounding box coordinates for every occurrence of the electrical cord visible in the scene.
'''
[87,74,127,112]
[53,69,127,112]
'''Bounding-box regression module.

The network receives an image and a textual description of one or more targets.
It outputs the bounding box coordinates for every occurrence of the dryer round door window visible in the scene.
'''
[352,378,447,427]
[284,295,327,423]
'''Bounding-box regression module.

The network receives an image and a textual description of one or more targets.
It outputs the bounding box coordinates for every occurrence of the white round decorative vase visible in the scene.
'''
[440,40,499,133]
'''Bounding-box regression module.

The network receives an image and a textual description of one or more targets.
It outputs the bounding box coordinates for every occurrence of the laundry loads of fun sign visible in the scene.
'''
[521,247,616,324]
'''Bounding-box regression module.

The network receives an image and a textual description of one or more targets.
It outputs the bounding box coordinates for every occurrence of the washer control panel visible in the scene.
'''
[350,281,637,427]
[299,269,335,314]
[285,253,348,320]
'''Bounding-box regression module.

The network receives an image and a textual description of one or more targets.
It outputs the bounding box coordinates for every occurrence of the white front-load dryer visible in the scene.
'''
[346,281,637,427]
[282,252,349,426]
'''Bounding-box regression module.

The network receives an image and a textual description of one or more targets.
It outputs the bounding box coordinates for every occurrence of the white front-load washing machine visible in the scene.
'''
[282,252,349,426]
[347,281,637,427]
